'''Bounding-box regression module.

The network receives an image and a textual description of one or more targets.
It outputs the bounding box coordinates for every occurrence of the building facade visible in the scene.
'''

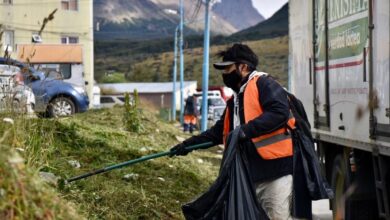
[0,0,94,102]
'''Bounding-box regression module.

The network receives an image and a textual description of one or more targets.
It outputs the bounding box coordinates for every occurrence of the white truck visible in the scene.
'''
[289,0,390,219]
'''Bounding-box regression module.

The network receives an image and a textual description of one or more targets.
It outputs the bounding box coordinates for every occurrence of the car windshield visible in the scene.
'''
[208,98,225,106]
[33,71,45,80]
[197,97,225,107]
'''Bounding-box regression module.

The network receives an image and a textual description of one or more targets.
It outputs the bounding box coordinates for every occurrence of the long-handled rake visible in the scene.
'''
[66,142,213,183]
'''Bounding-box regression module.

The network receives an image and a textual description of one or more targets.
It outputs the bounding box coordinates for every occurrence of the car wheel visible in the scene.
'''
[48,97,75,117]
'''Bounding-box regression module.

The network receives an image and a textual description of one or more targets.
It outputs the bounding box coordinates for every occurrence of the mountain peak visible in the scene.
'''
[212,0,265,31]
[94,0,265,41]
[230,3,288,41]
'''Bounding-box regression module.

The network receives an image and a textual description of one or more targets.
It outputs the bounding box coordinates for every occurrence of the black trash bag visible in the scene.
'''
[182,128,268,220]
[287,93,334,200]
[292,128,334,199]
[287,92,334,219]
[291,128,334,219]
[291,134,313,219]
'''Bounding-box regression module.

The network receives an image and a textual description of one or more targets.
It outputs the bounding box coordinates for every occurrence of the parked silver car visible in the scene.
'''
[0,64,35,113]
[100,95,125,108]
[196,96,226,122]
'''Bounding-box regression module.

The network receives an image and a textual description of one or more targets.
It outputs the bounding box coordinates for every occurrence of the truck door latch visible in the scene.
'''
[386,108,390,118]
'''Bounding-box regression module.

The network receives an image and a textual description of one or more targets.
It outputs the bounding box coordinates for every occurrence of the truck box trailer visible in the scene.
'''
[289,0,390,219]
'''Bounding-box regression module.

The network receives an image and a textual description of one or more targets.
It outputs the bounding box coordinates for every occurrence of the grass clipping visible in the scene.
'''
[0,144,82,219]
[0,105,220,219]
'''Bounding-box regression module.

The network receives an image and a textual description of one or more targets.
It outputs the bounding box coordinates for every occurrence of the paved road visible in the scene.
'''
[312,199,332,220]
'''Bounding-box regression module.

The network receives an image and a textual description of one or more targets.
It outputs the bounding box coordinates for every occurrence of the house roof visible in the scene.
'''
[98,81,197,94]
[17,44,83,63]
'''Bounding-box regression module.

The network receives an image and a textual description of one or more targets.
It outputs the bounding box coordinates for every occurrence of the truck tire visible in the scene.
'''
[48,97,75,117]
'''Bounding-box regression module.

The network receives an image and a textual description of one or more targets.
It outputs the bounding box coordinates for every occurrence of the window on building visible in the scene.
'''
[68,37,79,44]
[61,36,79,44]
[3,30,14,52]
[3,0,13,4]
[61,37,67,44]
[61,0,78,11]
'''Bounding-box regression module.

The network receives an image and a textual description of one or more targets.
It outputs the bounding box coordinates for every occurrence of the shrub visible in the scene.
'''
[123,90,142,132]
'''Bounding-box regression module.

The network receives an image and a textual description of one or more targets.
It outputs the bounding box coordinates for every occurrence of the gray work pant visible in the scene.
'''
[255,175,293,220]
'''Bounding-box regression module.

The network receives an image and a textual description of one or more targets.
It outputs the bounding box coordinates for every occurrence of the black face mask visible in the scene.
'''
[222,69,242,92]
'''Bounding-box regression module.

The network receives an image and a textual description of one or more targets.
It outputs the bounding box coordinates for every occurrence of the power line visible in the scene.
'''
[0,0,92,6]
[0,27,93,43]
[189,0,203,22]
[1,23,90,34]
[1,24,91,36]
[0,21,90,29]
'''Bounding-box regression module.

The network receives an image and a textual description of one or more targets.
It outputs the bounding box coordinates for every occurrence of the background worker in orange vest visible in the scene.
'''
[183,95,199,133]
[170,43,295,219]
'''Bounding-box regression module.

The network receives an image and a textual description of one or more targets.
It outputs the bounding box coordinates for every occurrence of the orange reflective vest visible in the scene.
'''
[223,75,295,160]
[184,115,197,125]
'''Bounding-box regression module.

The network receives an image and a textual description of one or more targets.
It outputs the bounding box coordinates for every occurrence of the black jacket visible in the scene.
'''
[182,73,293,183]
[184,96,199,116]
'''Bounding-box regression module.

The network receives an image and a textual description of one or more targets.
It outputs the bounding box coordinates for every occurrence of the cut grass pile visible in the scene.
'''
[0,106,220,219]
[0,118,82,219]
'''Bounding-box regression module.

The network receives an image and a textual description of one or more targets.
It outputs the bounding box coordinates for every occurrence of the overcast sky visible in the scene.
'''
[252,0,288,19]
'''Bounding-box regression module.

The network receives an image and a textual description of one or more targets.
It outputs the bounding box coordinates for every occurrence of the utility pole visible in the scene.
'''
[179,0,185,125]
[172,18,203,122]
[171,27,179,121]
[201,0,211,132]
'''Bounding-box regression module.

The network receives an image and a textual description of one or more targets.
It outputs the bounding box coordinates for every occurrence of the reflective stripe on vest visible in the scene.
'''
[253,111,295,148]
[221,75,295,159]
[254,131,291,148]
[244,75,294,159]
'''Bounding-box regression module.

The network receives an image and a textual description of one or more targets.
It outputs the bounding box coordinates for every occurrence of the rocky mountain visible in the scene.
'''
[212,0,264,31]
[94,3,289,82]
[94,0,264,41]
[229,3,288,41]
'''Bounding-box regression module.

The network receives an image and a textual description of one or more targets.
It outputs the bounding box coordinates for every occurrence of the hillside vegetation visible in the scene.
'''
[0,104,220,219]
[99,36,289,87]
[95,3,289,83]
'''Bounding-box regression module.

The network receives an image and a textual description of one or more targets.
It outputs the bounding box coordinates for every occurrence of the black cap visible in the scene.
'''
[213,61,236,70]
[213,43,258,71]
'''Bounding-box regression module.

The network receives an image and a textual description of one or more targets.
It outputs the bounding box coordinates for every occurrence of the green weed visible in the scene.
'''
[123,90,142,132]
[0,114,84,219]
[1,106,220,219]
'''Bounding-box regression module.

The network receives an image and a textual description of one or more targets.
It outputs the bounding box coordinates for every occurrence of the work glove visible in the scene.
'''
[170,142,191,157]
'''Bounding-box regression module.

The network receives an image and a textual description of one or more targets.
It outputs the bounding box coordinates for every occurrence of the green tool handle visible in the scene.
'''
[66,141,214,183]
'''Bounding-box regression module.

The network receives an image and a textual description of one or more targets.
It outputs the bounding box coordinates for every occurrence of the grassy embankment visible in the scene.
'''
[0,103,220,219]
[98,36,289,87]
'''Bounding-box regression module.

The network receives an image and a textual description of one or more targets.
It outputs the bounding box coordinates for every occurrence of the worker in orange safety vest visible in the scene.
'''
[183,95,199,133]
[170,43,295,219]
